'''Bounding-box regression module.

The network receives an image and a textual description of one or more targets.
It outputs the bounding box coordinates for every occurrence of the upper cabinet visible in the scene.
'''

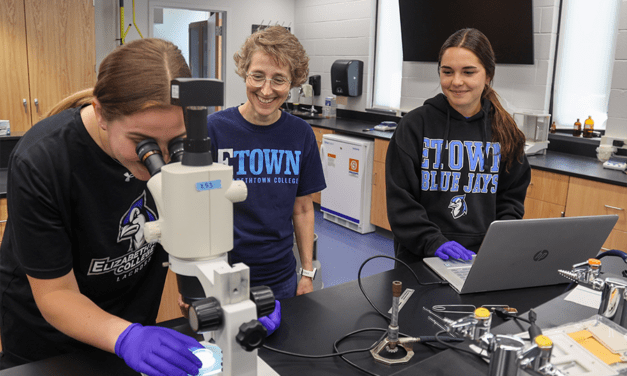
[0,0,96,132]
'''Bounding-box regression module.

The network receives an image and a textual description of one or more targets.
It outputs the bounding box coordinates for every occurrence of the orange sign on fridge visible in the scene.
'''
[349,158,359,174]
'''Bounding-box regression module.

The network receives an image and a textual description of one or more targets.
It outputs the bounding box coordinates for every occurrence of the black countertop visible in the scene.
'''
[527,151,627,187]
[1,119,626,199]
[0,262,574,375]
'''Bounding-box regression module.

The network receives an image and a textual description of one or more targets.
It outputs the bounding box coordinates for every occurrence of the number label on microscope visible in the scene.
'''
[196,180,222,192]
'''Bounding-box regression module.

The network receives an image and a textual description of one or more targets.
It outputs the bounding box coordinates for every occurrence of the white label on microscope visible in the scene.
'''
[196,180,222,191]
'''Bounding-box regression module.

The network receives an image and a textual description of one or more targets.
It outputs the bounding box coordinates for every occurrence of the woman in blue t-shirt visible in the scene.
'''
[205,26,326,302]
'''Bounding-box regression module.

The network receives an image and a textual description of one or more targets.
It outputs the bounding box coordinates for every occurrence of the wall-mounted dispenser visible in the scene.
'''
[309,75,321,96]
[331,60,363,97]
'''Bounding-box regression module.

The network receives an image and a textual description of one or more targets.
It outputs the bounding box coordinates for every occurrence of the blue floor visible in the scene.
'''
[313,208,396,288]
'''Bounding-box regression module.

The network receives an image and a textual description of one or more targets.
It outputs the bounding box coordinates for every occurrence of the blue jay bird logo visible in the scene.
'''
[448,194,467,219]
[88,191,159,278]
[118,191,157,250]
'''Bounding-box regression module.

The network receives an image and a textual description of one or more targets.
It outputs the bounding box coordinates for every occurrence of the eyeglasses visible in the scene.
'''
[246,72,291,89]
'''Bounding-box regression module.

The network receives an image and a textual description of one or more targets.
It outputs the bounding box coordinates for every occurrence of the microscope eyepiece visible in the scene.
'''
[136,139,165,177]
[168,137,185,163]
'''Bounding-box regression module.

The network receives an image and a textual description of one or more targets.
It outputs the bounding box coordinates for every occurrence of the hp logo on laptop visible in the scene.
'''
[533,250,549,261]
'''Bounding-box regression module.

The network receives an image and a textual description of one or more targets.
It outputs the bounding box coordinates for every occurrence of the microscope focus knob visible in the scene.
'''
[236,320,267,351]
[189,297,223,333]
[250,286,275,318]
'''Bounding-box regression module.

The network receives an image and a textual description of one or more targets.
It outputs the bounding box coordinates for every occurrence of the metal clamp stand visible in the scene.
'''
[424,307,565,376]
[560,258,627,327]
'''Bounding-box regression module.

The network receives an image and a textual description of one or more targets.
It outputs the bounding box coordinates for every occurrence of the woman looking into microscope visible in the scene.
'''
[0,39,204,376]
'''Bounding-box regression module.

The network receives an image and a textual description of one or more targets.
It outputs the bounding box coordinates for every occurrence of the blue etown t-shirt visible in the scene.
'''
[206,107,326,290]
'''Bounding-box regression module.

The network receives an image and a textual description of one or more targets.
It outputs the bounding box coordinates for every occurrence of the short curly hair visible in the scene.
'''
[234,26,310,88]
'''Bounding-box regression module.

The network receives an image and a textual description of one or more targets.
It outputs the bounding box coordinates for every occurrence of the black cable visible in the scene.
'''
[262,328,380,358]
[263,254,453,373]
[333,328,387,376]
[331,328,463,376]
[357,255,448,321]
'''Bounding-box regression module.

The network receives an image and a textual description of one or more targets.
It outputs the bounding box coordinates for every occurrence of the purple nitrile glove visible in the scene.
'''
[115,323,203,376]
[258,300,281,336]
[434,241,475,261]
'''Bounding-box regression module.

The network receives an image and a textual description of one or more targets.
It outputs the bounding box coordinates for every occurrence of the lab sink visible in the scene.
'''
[286,110,323,120]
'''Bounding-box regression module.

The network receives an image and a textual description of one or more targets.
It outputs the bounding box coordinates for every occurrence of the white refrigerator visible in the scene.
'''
[320,134,375,234]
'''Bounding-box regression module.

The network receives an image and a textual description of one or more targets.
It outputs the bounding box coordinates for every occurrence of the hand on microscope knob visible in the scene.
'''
[115,323,203,376]
[435,241,475,261]
[258,300,281,336]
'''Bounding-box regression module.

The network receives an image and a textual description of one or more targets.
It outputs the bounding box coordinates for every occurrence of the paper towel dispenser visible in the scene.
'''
[331,60,363,97]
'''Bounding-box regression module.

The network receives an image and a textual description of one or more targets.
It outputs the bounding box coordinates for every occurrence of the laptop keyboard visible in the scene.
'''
[451,266,471,280]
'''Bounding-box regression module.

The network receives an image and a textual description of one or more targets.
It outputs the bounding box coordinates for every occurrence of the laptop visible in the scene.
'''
[423,215,619,294]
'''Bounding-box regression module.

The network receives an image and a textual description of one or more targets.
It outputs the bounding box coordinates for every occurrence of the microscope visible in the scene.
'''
[136,78,278,376]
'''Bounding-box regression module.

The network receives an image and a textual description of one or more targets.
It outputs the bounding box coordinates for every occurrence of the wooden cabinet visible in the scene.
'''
[311,126,334,204]
[523,169,569,219]
[0,0,96,132]
[565,177,627,230]
[370,139,391,230]
[0,198,7,246]
[156,269,183,323]
[565,177,627,251]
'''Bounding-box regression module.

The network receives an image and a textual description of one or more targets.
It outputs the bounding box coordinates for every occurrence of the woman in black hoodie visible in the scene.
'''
[386,28,531,265]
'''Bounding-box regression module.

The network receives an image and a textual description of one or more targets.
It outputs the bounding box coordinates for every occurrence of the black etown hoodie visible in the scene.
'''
[385,93,531,265]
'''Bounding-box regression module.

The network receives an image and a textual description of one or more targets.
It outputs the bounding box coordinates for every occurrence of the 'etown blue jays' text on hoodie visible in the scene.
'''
[385,93,531,265]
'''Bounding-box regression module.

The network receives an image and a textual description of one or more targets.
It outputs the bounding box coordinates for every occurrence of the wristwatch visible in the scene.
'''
[298,267,317,279]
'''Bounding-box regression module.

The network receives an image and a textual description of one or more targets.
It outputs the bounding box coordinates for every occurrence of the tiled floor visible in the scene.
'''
[313,207,396,288]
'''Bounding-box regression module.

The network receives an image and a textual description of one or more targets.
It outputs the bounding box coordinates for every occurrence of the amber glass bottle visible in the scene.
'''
[583,116,594,138]
[573,118,582,137]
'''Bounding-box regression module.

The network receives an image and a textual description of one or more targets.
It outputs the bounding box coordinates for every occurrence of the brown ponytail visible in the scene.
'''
[483,86,525,170]
[439,28,525,170]
[44,88,94,118]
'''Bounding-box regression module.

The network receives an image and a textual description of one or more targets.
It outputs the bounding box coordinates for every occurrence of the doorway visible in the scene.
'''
[149,4,225,112]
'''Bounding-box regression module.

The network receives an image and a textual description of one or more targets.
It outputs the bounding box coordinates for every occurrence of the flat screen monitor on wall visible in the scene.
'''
[398,0,534,65]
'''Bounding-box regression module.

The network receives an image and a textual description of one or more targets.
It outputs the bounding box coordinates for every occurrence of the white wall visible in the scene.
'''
[293,0,375,110]
[294,0,559,116]
[607,0,627,139]
[95,0,627,138]
[95,0,296,108]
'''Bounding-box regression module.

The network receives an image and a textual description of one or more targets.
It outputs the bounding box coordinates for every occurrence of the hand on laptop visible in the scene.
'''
[435,241,475,261]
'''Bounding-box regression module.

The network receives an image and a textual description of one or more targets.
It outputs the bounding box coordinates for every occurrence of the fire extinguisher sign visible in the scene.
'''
[349,158,359,175]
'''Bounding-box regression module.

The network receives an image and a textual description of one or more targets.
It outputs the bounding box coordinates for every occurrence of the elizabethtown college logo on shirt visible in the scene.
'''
[216,148,301,185]
[87,191,159,282]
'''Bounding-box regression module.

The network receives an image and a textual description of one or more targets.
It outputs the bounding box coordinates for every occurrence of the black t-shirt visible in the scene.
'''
[0,106,168,364]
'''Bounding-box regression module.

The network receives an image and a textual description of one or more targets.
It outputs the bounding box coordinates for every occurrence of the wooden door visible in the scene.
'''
[0,0,32,132]
[24,0,96,125]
